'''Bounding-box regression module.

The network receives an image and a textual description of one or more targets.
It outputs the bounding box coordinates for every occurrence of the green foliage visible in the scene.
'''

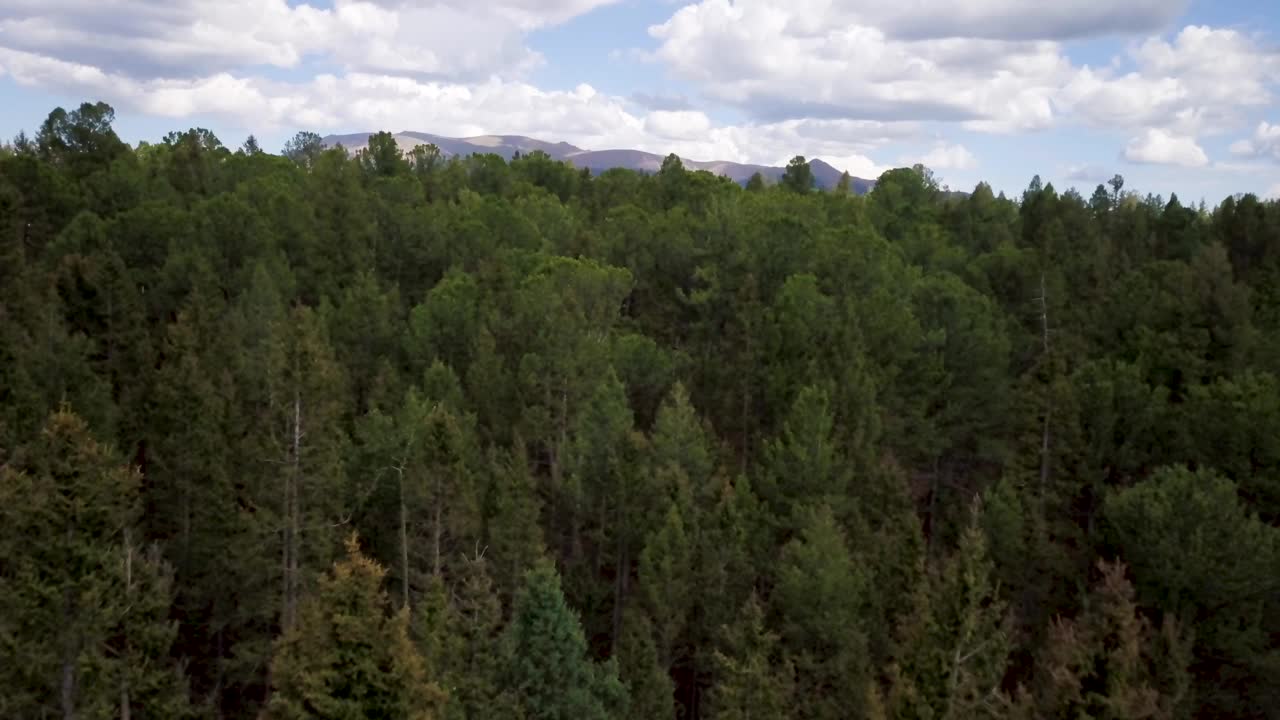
[503,562,628,720]
[5,100,1280,720]
[1105,466,1280,717]
[268,534,445,720]
[890,502,1014,720]
[774,505,872,719]
[1031,561,1193,720]
[0,409,188,719]
[781,156,815,194]
[707,594,795,720]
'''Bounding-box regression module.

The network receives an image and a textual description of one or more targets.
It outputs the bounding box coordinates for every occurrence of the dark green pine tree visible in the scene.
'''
[503,561,628,720]
[0,408,189,719]
[888,499,1014,720]
[1104,466,1280,717]
[706,593,795,720]
[616,607,676,720]
[781,156,815,194]
[440,554,521,720]
[773,505,872,720]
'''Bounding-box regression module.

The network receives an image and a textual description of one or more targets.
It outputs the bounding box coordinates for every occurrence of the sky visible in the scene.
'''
[2,0,1279,202]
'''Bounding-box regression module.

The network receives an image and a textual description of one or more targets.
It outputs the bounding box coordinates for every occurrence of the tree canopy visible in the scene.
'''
[3,101,1280,719]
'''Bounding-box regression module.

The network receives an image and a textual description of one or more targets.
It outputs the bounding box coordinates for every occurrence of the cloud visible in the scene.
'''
[1064,164,1111,183]
[1230,121,1280,162]
[1059,26,1280,135]
[1267,183,1280,200]
[849,0,1187,41]
[644,110,713,140]
[4,0,1265,182]
[648,2,1068,131]
[910,142,978,171]
[0,45,904,177]
[1123,129,1208,168]
[630,92,694,112]
[647,2,1279,140]
[0,0,619,81]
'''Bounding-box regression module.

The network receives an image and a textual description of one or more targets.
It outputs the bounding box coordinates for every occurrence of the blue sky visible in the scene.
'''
[2,0,1279,203]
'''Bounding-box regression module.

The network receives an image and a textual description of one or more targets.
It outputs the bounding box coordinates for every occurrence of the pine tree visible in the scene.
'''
[773,505,871,720]
[268,534,445,720]
[1033,560,1192,719]
[442,554,519,720]
[263,305,351,635]
[616,609,677,720]
[761,385,849,535]
[638,500,696,670]
[890,499,1014,720]
[706,593,794,720]
[503,561,628,720]
[485,435,547,604]
[0,409,188,719]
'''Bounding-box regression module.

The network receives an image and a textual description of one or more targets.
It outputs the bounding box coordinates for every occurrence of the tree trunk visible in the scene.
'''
[1038,273,1053,511]
[61,594,76,720]
[399,465,411,610]
[283,391,302,634]
[213,627,224,719]
[120,531,133,720]
[62,523,77,720]
[432,482,443,579]
[926,458,940,558]
[610,509,629,654]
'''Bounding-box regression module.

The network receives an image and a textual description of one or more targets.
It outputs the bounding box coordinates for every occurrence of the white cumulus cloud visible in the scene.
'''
[648,1,1068,131]
[1123,129,1208,167]
[1230,121,1280,162]
[0,0,620,80]
[0,45,905,178]
[1059,26,1280,136]
[913,142,978,170]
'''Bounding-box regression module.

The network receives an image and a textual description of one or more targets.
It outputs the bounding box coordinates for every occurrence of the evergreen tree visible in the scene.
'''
[268,534,445,720]
[781,156,815,194]
[1032,561,1192,719]
[1104,466,1280,717]
[503,561,627,720]
[773,505,871,720]
[890,500,1014,720]
[638,499,696,670]
[439,554,519,720]
[616,609,677,720]
[706,594,794,720]
[0,409,188,719]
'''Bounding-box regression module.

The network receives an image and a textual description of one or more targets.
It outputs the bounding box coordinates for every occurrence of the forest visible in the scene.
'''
[1,101,1279,720]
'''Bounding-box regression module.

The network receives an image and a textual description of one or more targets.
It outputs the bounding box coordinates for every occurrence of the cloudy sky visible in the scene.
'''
[2,0,1279,200]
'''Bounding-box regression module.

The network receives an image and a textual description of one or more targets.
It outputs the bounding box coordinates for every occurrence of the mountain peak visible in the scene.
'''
[320,131,875,192]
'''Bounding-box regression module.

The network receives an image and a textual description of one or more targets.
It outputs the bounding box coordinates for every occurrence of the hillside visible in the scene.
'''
[321,131,875,192]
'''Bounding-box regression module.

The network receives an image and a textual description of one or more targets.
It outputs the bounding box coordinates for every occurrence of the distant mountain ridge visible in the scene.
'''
[320,131,876,193]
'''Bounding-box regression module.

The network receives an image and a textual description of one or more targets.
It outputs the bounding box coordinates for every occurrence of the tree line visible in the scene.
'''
[1,102,1278,719]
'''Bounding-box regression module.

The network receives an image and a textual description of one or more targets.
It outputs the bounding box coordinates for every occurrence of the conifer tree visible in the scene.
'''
[0,409,188,719]
[503,561,627,720]
[441,554,519,720]
[263,305,351,634]
[1032,561,1192,719]
[485,435,547,603]
[773,505,871,720]
[268,534,445,720]
[890,499,1014,720]
[706,593,794,720]
[616,608,677,720]
[638,500,696,670]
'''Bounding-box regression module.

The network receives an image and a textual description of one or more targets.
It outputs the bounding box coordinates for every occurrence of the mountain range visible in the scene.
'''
[320,131,876,193]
